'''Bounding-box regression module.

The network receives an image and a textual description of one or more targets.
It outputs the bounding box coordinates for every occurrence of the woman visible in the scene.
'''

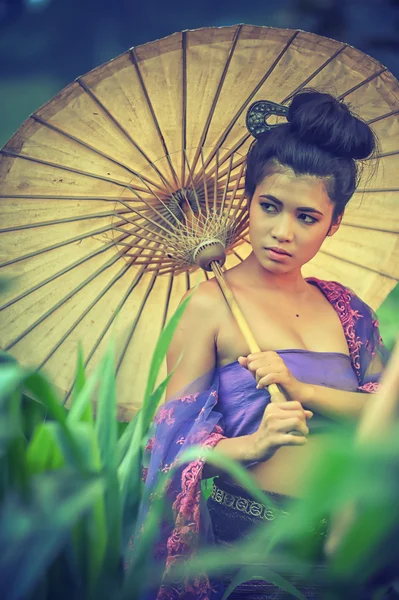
[131,90,389,599]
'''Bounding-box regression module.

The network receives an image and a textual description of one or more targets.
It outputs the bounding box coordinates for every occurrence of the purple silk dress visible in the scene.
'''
[126,278,389,600]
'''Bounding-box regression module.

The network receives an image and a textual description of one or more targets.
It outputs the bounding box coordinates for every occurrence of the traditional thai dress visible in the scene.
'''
[126,278,389,599]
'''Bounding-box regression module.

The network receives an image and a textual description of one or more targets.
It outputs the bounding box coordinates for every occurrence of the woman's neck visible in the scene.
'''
[234,252,309,295]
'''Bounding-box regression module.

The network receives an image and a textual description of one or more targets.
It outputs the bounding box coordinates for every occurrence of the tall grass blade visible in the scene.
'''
[0,471,106,600]
[221,565,307,600]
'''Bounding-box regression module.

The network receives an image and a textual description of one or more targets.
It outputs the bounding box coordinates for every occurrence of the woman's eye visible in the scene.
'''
[260,202,277,213]
[298,213,318,224]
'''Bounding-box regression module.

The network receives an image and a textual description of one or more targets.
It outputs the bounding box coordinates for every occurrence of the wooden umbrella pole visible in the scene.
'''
[211,261,288,403]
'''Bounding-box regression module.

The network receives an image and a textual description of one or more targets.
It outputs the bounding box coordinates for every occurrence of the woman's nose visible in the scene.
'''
[271,215,294,242]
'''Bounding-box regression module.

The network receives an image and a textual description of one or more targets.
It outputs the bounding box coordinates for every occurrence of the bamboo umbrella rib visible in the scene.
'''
[206,140,249,178]
[282,44,348,103]
[318,249,398,280]
[355,188,399,194]
[5,241,163,351]
[338,67,388,100]
[220,154,235,216]
[111,212,173,249]
[37,254,150,371]
[0,149,149,194]
[230,205,250,236]
[123,257,175,266]
[4,247,130,350]
[116,240,166,253]
[185,269,190,292]
[30,114,165,192]
[113,196,184,239]
[201,31,299,172]
[161,270,176,330]
[129,49,180,188]
[367,150,399,160]
[77,77,171,191]
[239,235,399,278]
[112,208,176,244]
[112,226,167,247]
[217,158,246,182]
[0,232,130,312]
[224,164,247,222]
[181,151,203,216]
[195,151,245,190]
[181,30,187,186]
[0,194,134,202]
[130,166,189,228]
[0,222,117,269]
[63,264,149,404]
[214,149,219,212]
[115,272,158,377]
[200,149,210,213]
[0,209,133,233]
[340,222,399,234]
[0,211,142,269]
[207,55,391,173]
[106,210,172,250]
[150,264,187,276]
[232,220,249,241]
[189,24,243,176]
[115,164,196,233]
[367,108,399,125]
[230,248,245,263]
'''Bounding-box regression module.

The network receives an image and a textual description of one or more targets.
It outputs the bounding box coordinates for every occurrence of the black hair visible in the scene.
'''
[245,89,378,221]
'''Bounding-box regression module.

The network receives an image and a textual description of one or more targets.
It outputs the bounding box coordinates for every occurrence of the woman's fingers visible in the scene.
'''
[279,433,308,446]
[278,402,313,419]
[277,417,309,436]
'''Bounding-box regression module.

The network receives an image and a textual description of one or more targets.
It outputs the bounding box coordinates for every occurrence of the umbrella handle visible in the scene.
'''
[211,261,288,404]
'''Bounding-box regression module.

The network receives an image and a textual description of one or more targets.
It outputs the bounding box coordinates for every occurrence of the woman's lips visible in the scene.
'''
[264,247,292,261]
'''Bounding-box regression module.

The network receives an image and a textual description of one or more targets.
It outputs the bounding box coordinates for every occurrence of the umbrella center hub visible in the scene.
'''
[168,188,199,219]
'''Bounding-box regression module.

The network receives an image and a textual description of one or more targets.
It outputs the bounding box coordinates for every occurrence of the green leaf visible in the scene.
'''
[222,564,307,600]
[116,410,139,467]
[0,470,106,600]
[95,335,117,472]
[21,371,86,470]
[140,285,197,431]
[26,422,65,474]
[72,342,93,426]
[0,362,29,405]
[66,360,103,428]
[20,393,48,442]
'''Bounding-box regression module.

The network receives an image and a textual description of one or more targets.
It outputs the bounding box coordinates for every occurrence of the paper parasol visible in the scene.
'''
[0,25,398,419]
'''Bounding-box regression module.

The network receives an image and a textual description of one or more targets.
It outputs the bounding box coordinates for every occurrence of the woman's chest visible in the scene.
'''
[215,287,350,367]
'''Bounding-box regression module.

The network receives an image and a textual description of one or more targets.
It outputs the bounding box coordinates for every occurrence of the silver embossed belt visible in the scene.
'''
[210,481,289,521]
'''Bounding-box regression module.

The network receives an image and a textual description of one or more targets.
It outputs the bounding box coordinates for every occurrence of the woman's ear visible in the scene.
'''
[327,213,343,237]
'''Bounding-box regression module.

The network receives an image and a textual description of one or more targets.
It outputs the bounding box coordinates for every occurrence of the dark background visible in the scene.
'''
[1,0,398,344]
[1,0,398,147]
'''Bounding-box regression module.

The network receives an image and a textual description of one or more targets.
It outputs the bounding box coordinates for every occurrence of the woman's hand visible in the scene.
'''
[238,351,307,402]
[250,398,314,461]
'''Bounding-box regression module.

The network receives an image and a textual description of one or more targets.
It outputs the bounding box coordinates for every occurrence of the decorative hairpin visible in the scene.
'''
[246,100,289,138]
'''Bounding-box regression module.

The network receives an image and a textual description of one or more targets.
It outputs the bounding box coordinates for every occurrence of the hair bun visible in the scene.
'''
[287,90,375,160]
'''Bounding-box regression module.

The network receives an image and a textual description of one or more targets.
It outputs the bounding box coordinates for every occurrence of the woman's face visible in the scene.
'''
[248,167,341,273]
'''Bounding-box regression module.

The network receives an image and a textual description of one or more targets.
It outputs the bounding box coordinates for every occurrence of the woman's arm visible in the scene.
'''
[300,354,385,421]
[165,282,219,401]
[300,386,372,421]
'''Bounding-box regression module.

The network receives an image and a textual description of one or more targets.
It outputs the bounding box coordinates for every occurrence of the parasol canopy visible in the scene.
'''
[0,25,398,420]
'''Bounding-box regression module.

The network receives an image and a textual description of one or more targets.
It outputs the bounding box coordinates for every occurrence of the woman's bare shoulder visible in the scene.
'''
[179,278,224,316]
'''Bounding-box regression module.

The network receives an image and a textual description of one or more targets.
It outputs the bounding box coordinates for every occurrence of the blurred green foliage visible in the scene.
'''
[1,290,399,599]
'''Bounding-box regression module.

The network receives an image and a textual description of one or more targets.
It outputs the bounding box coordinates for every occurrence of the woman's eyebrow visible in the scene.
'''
[259,194,324,216]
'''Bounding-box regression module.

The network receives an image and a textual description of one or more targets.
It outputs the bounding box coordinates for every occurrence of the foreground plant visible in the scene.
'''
[1,296,399,600]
